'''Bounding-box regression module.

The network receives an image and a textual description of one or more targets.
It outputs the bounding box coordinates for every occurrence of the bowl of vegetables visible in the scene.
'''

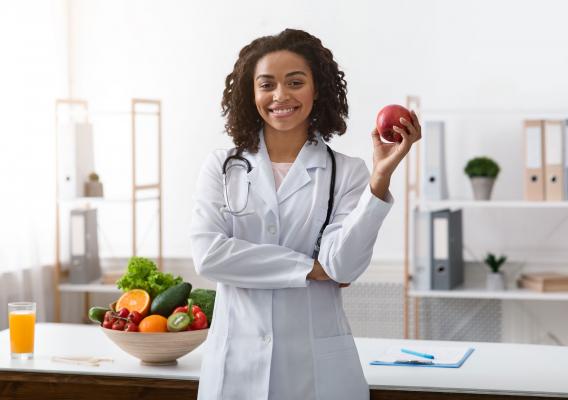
[89,257,215,365]
[101,326,209,366]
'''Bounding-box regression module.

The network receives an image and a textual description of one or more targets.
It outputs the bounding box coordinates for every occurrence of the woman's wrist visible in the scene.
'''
[369,174,391,200]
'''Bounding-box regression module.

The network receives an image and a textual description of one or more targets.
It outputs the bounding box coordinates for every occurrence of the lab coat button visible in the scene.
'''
[263,335,272,344]
[267,225,277,235]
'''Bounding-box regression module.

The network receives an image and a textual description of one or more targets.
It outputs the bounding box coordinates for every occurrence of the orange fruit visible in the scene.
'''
[116,289,151,317]
[138,315,168,333]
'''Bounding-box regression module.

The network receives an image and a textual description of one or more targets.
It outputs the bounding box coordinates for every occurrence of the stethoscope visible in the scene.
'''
[221,146,336,258]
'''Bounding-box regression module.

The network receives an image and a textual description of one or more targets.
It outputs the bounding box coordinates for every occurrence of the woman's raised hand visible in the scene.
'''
[369,110,421,199]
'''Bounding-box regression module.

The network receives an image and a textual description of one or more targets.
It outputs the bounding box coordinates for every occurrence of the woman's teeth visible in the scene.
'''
[271,107,295,114]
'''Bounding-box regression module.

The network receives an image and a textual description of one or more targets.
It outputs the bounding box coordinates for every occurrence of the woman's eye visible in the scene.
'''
[289,80,304,87]
[259,82,273,90]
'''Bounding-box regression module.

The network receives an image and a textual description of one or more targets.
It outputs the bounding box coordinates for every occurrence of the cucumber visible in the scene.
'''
[88,306,110,324]
[150,282,192,317]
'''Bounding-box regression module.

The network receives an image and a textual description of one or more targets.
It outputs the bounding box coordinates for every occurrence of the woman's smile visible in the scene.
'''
[268,104,301,118]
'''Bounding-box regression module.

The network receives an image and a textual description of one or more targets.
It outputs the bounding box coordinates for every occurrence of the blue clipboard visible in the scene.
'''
[370,348,475,368]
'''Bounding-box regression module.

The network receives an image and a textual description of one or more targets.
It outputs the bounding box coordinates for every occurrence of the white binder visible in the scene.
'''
[543,120,565,201]
[412,210,432,290]
[421,121,448,200]
[563,120,568,200]
[524,120,545,201]
[58,122,95,199]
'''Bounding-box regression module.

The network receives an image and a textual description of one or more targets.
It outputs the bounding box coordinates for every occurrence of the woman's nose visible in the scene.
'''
[272,85,289,102]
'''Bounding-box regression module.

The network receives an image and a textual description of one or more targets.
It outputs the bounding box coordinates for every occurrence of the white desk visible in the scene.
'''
[1,323,567,399]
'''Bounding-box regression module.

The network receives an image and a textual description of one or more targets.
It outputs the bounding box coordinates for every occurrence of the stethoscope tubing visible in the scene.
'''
[221,145,336,258]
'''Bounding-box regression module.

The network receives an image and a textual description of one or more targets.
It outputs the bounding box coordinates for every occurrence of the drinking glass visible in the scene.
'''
[8,302,36,360]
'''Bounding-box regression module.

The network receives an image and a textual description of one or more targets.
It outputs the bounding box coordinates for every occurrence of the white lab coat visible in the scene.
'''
[190,132,393,400]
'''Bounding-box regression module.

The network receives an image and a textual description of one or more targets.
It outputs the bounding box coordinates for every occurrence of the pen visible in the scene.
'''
[369,359,434,365]
[400,348,435,360]
[394,359,434,365]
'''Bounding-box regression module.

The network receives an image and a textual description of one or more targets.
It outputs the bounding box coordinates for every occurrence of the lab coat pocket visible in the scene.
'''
[313,335,369,400]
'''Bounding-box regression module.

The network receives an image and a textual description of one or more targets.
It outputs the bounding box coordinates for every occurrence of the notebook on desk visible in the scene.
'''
[370,345,474,368]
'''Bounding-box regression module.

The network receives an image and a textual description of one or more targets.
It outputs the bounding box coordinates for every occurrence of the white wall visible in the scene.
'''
[0,0,68,269]
[67,0,568,264]
[0,0,69,327]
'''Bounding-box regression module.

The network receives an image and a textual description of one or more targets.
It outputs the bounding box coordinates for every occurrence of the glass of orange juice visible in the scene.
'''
[8,302,36,360]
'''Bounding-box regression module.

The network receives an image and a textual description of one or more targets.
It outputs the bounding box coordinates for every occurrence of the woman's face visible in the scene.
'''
[253,50,316,136]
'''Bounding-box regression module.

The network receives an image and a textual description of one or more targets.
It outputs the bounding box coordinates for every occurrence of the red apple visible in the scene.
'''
[376,104,412,143]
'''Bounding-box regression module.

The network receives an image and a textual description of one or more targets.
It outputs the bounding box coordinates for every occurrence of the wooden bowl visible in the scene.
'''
[101,327,208,366]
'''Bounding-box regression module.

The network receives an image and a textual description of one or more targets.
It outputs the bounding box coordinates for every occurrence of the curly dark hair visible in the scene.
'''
[221,28,348,153]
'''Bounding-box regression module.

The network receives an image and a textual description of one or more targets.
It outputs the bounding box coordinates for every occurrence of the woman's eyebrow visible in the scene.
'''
[255,71,308,80]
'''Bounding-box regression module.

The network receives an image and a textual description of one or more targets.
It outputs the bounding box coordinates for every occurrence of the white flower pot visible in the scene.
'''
[486,272,505,291]
[470,177,495,201]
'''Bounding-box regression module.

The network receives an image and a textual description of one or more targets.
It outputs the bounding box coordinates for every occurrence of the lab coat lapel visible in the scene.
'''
[245,133,279,216]
[277,135,327,205]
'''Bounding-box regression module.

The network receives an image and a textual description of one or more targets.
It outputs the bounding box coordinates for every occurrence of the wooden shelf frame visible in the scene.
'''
[54,98,163,322]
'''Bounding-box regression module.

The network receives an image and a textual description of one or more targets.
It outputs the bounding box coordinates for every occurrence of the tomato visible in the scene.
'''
[112,319,126,331]
[128,311,143,325]
[104,311,114,322]
[125,322,139,332]
[117,308,130,318]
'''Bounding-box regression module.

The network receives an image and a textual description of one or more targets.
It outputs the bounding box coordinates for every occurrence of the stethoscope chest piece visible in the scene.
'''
[221,152,254,216]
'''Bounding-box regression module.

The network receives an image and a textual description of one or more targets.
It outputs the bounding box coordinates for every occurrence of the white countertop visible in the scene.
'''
[357,337,568,397]
[0,323,202,381]
[1,323,567,397]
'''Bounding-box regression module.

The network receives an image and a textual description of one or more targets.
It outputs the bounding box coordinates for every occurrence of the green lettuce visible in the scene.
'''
[116,257,182,299]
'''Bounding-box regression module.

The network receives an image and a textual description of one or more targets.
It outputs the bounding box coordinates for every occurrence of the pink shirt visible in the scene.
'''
[271,162,293,191]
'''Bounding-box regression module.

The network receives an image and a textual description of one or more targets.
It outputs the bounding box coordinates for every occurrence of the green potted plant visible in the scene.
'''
[464,156,500,200]
[85,171,104,197]
[484,252,507,290]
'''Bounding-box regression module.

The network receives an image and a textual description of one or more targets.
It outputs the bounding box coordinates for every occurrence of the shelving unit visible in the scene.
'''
[53,98,163,322]
[409,288,568,301]
[58,283,122,294]
[418,200,568,210]
[402,96,568,340]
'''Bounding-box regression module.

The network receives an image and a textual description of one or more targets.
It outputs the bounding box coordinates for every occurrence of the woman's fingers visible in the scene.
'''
[393,125,411,144]
[307,260,331,281]
[371,127,383,146]
[399,117,417,138]
[410,110,422,140]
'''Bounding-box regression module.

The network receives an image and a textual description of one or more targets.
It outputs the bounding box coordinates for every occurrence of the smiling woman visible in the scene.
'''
[191,28,421,400]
